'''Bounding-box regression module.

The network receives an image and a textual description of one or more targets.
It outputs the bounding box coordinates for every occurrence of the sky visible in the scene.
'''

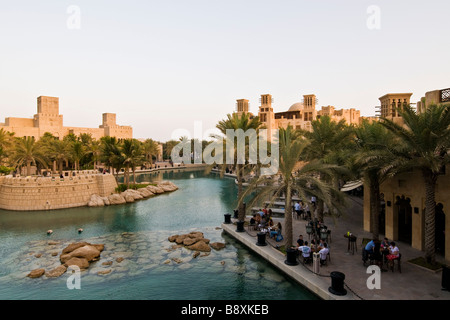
[0,0,449,142]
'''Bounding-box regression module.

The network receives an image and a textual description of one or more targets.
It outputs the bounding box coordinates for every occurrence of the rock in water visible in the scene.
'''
[210,242,226,250]
[27,269,45,278]
[46,265,67,278]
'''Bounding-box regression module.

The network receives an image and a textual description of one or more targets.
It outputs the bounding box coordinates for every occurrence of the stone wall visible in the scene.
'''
[0,173,117,211]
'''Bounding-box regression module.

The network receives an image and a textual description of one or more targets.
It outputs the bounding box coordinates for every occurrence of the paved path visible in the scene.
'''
[241,195,450,300]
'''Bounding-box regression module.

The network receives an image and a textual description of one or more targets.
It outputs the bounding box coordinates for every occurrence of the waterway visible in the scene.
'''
[0,168,318,300]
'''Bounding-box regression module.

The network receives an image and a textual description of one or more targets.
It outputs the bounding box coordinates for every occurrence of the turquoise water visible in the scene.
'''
[0,168,318,300]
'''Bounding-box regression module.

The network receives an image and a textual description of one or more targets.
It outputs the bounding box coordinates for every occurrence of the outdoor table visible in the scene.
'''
[344,233,357,254]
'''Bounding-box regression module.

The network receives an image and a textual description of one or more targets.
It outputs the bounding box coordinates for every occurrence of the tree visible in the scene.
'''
[0,128,14,164]
[70,140,86,171]
[380,104,450,264]
[216,112,263,222]
[353,119,394,240]
[11,137,48,176]
[121,139,143,186]
[143,138,159,167]
[48,139,71,174]
[240,126,346,247]
[100,136,123,180]
[301,115,353,220]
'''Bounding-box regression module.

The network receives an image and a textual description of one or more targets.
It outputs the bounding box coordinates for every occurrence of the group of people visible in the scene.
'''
[293,234,330,265]
[363,237,400,270]
[293,201,313,220]
[250,206,283,242]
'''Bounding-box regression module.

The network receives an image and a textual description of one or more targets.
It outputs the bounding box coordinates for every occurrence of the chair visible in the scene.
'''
[247,222,257,231]
[303,255,312,265]
[391,253,402,273]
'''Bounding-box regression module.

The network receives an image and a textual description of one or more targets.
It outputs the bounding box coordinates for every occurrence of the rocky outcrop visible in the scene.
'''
[87,181,178,207]
[88,194,105,207]
[107,193,127,205]
[168,231,221,253]
[60,242,104,270]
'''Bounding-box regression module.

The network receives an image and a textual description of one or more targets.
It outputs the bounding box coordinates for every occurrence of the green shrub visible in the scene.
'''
[0,166,14,175]
[115,183,157,193]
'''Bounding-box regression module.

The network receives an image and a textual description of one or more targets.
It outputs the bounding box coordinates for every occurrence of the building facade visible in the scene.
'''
[364,87,450,264]
[0,96,132,140]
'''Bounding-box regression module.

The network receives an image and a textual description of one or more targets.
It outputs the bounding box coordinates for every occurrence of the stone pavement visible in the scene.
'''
[239,195,450,300]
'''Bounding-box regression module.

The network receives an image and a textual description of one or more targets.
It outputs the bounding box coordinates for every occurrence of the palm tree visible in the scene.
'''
[216,112,263,222]
[240,126,346,247]
[100,136,123,180]
[353,119,394,240]
[48,139,71,174]
[11,137,48,176]
[143,138,159,168]
[301,115,353,220]
[70,140,86,171]
[380,104,450,264]
[0,128,14,164]
[121,139,143,186]
[85,139,102,170]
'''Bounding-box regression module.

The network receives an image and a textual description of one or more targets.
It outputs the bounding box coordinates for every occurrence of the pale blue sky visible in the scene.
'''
[1,0,449,141]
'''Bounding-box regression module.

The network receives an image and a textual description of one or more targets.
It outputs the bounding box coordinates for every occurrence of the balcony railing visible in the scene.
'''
[440,88,450,103]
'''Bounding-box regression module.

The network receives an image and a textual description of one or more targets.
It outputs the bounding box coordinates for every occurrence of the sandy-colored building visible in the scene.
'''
[0,96,132,140]
[235,93,362,139]
[364,87,450,264]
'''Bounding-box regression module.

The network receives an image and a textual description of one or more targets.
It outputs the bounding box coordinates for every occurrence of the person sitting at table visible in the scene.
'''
[371,239,383,269]
[298,241,311,263]
[267,217,274,228]
[296,235,304,247]
[381,237,390,264]
[318,239,327,250]
[254,214,262,229]
[386,242,400,269]
[269,222,282,239]
[318,243,330,266]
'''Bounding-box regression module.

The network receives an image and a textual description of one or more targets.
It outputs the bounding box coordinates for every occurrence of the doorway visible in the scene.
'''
[436,203,446,255]
[396,195,412,244]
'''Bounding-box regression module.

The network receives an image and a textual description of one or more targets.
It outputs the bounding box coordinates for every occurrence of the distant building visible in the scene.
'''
[233,93,362,139]
[0,96,132,140]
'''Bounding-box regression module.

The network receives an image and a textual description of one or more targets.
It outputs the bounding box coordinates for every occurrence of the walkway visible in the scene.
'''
[224,195,450,300]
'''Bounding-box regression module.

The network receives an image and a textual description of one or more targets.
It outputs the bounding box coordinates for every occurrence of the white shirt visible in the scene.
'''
[318,247,329,260]
[389,246,399,256]
[298,245,311,257]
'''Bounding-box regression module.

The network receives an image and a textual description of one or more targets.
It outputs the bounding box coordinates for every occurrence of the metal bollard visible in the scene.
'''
[224,213,231,224]
[284,247,299,266]
[256,232,267,246]
[313,252,320,274]
[328,271,347,296]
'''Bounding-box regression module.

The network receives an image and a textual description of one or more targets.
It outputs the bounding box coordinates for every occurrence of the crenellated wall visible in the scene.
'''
[0,173,117,211]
